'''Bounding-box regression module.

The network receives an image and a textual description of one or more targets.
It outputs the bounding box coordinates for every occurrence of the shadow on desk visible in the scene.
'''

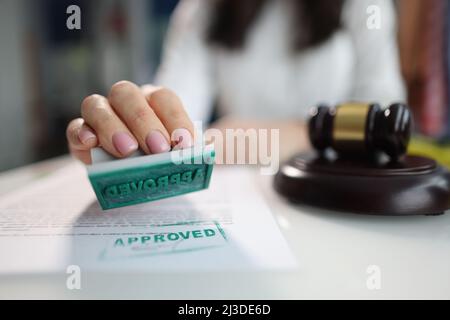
[281,200,450,241]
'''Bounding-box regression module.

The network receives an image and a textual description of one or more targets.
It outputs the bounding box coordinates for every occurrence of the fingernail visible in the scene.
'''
[172,128,193,149]
[146,130,171,154]
[78,128,96,144]
[112,132,138,156]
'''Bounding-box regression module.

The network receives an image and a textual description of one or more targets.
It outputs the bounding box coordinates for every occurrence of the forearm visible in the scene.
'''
[208,117,310,165]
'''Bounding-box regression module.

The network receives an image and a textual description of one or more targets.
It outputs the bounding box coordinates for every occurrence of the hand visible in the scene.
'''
[66,81,194,164]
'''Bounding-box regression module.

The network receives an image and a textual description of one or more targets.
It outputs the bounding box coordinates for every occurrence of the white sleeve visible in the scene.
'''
[154,0,216,124]
[342,0,406,105]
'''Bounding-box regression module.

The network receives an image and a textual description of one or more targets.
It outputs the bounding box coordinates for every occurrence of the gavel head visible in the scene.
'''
[308,102,412,161]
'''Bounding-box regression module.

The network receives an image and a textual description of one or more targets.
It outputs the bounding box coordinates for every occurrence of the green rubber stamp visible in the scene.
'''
[87,144,215,210]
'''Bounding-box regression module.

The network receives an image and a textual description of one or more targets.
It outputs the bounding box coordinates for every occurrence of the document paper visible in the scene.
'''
[0,162,296,273]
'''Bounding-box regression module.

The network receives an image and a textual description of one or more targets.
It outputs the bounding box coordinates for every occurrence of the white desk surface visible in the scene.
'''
[0,156,449,299]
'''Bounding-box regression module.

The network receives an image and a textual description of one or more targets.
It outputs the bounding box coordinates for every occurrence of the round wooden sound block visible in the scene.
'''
[274,152,450,216]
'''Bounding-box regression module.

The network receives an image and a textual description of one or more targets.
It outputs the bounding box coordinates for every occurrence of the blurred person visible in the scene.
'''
[67,0,405,164]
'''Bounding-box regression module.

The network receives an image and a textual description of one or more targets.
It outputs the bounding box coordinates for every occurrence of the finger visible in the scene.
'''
[66,118,98,151]
[145,86,194,149]
[81,94,138,158]
[67,118,99,164]
[109,81,171,154]
[69,146,93,165]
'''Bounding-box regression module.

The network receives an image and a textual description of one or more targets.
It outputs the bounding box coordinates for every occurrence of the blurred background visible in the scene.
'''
[0,0,449,172]
[0,0,178,172]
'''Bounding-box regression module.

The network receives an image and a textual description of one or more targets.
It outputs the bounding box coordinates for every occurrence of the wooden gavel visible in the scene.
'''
[308,102,412,161]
